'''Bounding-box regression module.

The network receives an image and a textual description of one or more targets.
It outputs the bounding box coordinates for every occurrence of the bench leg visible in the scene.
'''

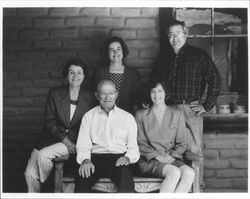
[54,162,64,193]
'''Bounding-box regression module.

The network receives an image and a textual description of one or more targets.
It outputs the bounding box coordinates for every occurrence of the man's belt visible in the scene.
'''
[168,98,199,105]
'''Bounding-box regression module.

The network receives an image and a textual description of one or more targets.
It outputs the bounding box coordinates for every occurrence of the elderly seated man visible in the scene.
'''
[75,80,140,193]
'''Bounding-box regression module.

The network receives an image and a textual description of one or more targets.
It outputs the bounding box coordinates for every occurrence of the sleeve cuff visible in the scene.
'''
[124,152,140,164]
[76,152,91,165]
[144,151,160,161]
[170,151,183,160]
[203,103,210,112]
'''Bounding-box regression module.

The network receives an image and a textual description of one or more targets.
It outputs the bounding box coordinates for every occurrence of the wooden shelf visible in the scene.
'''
[203,113,248,130]
[188,34,248,38]
[204,113,248,120]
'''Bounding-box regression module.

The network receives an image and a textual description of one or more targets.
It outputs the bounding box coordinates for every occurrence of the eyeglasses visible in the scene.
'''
[99,92,116,98]
[168,31,185,38]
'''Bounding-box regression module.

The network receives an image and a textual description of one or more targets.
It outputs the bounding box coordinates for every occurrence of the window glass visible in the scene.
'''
[176,8,212,35]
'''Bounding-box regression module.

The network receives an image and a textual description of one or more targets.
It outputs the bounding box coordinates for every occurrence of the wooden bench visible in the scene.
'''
[53,156,201,193]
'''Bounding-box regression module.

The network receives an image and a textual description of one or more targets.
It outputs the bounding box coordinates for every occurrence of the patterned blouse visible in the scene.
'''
[110,72,123,106]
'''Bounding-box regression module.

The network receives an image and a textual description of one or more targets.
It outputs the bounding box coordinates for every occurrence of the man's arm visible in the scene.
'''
[76,112,93,165]
[202,54,222,111]
[123,115,140,164]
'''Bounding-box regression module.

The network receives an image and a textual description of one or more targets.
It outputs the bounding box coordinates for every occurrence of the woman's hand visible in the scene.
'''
[62,137,76,154]
[78,159,95,178]
[155,154,175,164]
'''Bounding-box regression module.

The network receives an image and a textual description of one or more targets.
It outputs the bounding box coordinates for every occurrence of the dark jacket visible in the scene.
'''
[92,66,143,114]
[35,85,95,150]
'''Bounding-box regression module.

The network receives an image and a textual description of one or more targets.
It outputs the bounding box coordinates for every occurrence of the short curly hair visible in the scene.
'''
[62,58,88,78]
[101,36,129,65]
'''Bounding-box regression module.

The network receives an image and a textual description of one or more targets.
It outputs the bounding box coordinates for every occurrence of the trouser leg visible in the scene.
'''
[198,117,205,190]
[75,154,135,193]
[75,171,101,193]
[24,149,41,192]
[177,105,205,190]
[75,154,104,193]
[37,143,69,183]
[104,154,134,193]
[25,143,69,192]
[110,165,134,193]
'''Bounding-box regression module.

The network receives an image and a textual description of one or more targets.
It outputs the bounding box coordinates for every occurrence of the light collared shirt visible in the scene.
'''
[70,104,76,121]
[76,105,140,164]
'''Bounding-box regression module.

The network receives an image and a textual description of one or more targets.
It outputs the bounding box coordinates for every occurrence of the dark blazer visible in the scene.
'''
[35,85,95,150]
[92,66,143,114]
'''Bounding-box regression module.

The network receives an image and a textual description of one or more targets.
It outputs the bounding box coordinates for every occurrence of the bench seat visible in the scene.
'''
[62,175,163,193]
[53,155,200,193]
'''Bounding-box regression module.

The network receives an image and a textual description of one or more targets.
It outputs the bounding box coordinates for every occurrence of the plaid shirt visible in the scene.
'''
[152,43,221,111]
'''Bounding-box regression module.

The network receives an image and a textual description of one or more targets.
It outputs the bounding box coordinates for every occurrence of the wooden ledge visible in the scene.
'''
[204,113,248,120]
[203,113,248,130]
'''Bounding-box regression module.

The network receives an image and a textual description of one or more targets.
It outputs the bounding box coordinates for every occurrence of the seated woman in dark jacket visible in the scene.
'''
[135,77,195,192]
[24,59,95,192]
[92,36,143,114]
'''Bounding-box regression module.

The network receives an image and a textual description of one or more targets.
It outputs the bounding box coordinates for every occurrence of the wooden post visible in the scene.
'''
[54,161,64,193]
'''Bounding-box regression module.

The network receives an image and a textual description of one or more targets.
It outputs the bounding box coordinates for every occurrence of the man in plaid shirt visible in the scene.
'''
[151,20,221,190]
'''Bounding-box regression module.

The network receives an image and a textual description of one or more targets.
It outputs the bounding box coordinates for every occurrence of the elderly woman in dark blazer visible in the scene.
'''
[135,77,195,193]
[24,59,95,192]
[92,36,143,114]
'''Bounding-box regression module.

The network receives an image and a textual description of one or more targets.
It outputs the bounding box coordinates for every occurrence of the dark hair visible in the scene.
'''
[62,58,88,78]
[101,36,129,65]
[146,77,172,107]
[166,20,188,34]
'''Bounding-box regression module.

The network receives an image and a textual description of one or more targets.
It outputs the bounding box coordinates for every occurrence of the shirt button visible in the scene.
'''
[65,129,69,133]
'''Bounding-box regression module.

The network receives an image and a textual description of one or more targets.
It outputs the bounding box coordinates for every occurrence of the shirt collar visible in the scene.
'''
[170,42,188,55]
[97,105,117,114]
[178,42,188,55]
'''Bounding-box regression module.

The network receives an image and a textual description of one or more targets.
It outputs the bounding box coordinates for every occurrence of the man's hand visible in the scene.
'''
[155,154,175,164]
[62,137,76,154]
[189,101,206,116]
[115,156,130,167]
[78,159,95,178]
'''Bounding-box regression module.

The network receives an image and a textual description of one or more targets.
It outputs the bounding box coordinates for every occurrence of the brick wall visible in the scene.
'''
[2,7,248,193]
[203,129,248,191]
[2,7,159,192]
